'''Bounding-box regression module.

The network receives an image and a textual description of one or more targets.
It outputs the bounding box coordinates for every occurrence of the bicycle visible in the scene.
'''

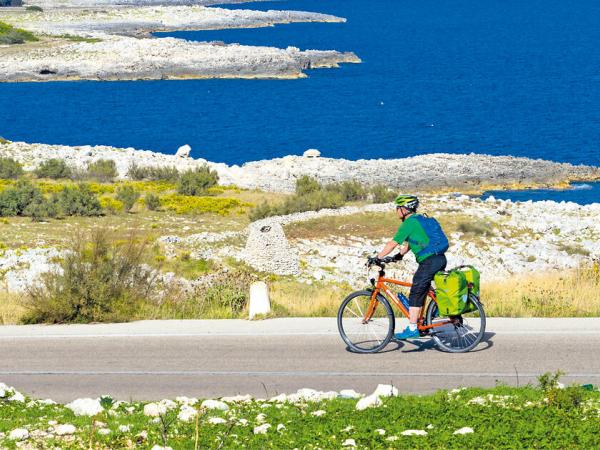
[337,256,486,353]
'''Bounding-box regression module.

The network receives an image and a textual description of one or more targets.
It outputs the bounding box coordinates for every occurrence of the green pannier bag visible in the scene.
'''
[458,265,480,297]
[434,269,469,316]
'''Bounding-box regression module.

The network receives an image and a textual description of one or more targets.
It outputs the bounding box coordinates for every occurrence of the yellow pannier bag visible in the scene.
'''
[434,269,469,316]
[458,265,481,297]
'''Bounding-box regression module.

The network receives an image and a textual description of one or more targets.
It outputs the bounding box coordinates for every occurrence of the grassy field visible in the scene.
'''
[0,379,598,449]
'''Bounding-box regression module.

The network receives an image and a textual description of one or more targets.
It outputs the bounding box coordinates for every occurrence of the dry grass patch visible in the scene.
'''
[482,266,600,317]
[0,292,26,324]
[269,280,351,316]
[286,212,398,240]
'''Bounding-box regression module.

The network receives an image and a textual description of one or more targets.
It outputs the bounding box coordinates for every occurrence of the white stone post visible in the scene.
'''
[249,281,270,319]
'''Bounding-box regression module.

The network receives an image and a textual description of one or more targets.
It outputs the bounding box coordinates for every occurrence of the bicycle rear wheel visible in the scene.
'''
[424,294,486,353]
[337,290,395,353]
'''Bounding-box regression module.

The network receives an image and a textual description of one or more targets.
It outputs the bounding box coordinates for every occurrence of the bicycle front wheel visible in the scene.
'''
[425,294,486,353]
[337,290,395,353]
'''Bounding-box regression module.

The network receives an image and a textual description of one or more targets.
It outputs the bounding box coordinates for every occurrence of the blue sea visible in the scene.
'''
[1,0,599,202]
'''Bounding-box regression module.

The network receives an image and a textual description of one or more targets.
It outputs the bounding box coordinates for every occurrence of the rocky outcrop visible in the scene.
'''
[1,141,597,193]
[0,4,359,81]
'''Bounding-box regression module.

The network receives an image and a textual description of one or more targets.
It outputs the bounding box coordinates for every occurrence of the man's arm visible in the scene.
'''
[377,241,409,259]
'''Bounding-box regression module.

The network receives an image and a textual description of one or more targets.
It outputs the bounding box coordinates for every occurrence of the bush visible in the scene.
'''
[325,180,368,202]
[0,180,43,216]
[370,184,397,203]
[161,194,245,215]
[248,201,273,221]
[25,5,43,11]
[295,175,321,196]
[116,185,140,213]
[177,165,219,196]
[127,163,180,182]
[0,21,38,45]
[34,158,72,179]
[57,184,103,216]
[23,229,157,324]
[99,196,123,214]
[0,157,23,179]
[86,159,117,182]
[144,193,161,211]
[0,136,9,145]
[538,371,585,411]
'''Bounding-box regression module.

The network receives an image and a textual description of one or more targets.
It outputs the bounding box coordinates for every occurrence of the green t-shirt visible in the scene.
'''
[393,214,433,263]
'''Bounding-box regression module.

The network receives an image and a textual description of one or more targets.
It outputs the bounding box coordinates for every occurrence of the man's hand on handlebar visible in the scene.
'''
[367,253,402,267]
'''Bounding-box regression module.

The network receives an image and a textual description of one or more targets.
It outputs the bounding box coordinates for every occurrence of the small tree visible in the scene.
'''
[35,158,72,179]
[295,175,321,196]
[0,157,23,179]
[57,184,103,216]
[177,165,219,196]
[116,185,140,213]
[87,159,117,182]
[144,193,161,211]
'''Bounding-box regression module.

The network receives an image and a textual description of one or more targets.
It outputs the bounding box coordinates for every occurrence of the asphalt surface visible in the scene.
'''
[1,318,599,402]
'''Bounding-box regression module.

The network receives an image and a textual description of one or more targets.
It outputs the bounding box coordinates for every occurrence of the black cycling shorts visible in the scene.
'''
[408,254,447,308]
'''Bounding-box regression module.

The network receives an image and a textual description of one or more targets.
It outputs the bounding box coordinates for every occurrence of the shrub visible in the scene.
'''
[57,184,103,216]
[295,175,320,196]
[86,159,117,182]
[0,157,23,179]
[370,184,397,203]
[0,21,38,45]
[161,194,246,215]
[25,5,43,11]
[34,158,72,179]
[116,185,140,213]
[325,180,368,202]
[457,219,495,236]
[0,180,43,216]
[99,196,123,214]
[177,165,219,196]
[249,201,273,221]
[280,190,344,215]
[0,136,9,145]
[23,229,157,324]
[538,371,585,411]
[23,196,60,222]
[144,193,161,211]
[127,163,180,182]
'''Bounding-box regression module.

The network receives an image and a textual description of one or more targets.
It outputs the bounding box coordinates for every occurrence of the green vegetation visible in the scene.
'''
[25,5,43,12]
[250,176,396,221]
[0,136,9,145]
[127,163,180,182]
[115,185,140,213]
[56,184,103,217]
[86,159,117,182]
[23,229,156,324]
[57,34,102,43]
[176,165,219,196]
[558,242,590,257]
[144,192,160,211]
[34,158,72,179]
[0,157,24,179]
[0,21,38,45]
[0,375,598,449]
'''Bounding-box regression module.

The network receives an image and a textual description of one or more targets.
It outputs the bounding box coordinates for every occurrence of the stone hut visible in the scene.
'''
[244,221,299,275]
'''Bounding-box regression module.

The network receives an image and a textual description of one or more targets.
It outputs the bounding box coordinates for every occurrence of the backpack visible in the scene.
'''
[410,215,449,257]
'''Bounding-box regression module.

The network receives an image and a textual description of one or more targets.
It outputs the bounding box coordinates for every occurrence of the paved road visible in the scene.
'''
[1,318,599,402]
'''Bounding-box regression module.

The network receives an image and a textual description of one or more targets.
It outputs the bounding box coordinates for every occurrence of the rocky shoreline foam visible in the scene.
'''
[1,140,599,193]
[0,3,360,81]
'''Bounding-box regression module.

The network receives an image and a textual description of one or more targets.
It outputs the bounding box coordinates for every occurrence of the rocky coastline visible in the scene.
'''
[0,2,360,81]
[1,140,598,193]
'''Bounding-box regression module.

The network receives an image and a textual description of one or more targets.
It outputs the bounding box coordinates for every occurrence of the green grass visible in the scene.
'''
[0,21,38,45]
[0,383,598,449]
[57,34,102,43]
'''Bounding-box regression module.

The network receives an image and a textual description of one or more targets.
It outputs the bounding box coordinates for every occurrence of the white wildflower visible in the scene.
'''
[401,429,427,436]
[208,417,227,425]
[311,410,326,417]
[55,424,76,436]
[426,424,435,429]
[237,419,249,426]
[9,428,29,440]
[453,427,474,435]
[342,425,354,432]
[48,420,58,426]
[177,405,197,422]
[159,399,177,411]
[386,436,399,441]
[118,425,131,432]
[143,403,166,417]
[339,389,362,399]
[222,394,252,403]
[269,393,288,403]
[253,423,271,435]
[342,438,356,447]
[201,399,229,411]
[8,391,25,402]
[375,428,386,435]
[255,413,267,423]
[66,398,104,416]
[151,446,173,450]
[98,428,111,435]
[277,424,286,432]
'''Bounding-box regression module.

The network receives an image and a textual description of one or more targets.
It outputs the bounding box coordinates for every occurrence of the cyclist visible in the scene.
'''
[373,194,449,339]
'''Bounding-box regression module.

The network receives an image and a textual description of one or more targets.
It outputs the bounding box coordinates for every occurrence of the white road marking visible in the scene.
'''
[1,370,599,377]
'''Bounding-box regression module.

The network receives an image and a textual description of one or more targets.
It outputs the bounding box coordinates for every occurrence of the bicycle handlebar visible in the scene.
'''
[367,254,402,268]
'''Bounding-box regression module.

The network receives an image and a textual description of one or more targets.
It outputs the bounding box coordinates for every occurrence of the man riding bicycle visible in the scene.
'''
[372,195,449,340]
